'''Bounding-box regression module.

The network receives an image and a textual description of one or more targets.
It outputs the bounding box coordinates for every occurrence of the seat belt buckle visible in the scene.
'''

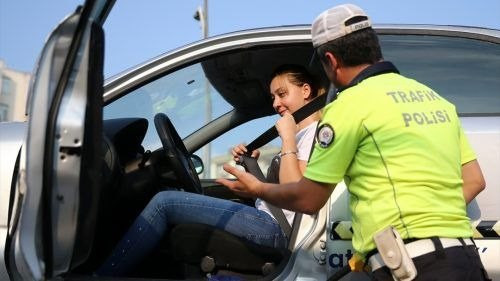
[373,226,417,281]
[237,155,266,182]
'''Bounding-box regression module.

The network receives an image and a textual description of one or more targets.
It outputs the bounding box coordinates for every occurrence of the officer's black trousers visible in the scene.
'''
[372,241,490,281]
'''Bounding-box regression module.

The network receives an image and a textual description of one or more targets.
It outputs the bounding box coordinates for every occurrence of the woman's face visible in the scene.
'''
[269,74,311,116]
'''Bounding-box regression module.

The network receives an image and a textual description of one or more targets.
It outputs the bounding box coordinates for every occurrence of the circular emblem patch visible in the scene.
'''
[316,124,335,148]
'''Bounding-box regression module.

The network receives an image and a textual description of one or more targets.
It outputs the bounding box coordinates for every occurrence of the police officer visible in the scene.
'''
[217,3,488,281]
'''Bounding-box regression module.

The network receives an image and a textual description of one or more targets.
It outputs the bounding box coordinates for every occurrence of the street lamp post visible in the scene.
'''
[194,0,212,178]
[193,0,208,38]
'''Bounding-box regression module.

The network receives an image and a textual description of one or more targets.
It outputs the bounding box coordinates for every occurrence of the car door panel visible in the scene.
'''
[14,11,82,280]
[11,3,106,280]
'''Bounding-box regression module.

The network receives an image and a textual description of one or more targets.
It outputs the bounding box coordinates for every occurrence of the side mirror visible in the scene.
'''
[190,154,204,175]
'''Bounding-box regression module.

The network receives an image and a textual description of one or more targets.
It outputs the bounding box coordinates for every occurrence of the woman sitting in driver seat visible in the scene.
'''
[98,64,322,276]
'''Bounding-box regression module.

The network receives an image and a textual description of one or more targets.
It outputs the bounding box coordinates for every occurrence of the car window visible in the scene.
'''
[380,35,500,115]
[104,63,232,151]
[103,55,283,180]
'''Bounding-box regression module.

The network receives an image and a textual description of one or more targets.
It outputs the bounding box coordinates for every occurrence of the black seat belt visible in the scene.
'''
[240,93,328,238]
[246,93,327,153]
[238,89,327,237]
[238,155,292,237]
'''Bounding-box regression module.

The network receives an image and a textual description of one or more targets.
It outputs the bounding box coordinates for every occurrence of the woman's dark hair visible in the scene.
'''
[316,27,382,67]
[270,64,319,99]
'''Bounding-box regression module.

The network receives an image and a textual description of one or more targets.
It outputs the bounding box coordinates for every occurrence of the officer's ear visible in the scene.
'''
[324,51,339,70]
[325,52,342,74]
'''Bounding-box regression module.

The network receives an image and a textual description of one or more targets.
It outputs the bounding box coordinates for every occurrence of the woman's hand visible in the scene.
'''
[276,113,297,144]
[231,143,260,162]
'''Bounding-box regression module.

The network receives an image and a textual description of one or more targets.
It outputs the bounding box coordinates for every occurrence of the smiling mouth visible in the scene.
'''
[275,107,288,116]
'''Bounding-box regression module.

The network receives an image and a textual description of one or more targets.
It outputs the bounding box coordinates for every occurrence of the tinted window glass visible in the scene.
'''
[380,35,500,115]
[104,63,232,151]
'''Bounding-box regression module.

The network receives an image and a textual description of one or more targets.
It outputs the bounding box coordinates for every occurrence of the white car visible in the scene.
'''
[1,0,499,280]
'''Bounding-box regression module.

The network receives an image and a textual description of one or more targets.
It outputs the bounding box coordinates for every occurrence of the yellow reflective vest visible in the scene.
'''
[304,71,475,258]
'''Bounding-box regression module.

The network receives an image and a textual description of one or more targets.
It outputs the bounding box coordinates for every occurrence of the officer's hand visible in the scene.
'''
[216,164,263,198]
[231,143,260,162]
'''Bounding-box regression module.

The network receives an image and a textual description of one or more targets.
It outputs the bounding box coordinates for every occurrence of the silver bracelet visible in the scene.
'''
[279,150,298,157]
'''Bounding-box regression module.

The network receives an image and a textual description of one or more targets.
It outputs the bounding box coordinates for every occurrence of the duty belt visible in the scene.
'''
[368,237,474,271]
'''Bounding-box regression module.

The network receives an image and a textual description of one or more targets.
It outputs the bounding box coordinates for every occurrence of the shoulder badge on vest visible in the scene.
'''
[316,123,335,148]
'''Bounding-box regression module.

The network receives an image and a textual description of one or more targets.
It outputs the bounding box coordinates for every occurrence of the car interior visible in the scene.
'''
[68,44,330,280]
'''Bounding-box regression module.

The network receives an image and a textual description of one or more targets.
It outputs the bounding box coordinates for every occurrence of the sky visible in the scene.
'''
[1,0,500,78]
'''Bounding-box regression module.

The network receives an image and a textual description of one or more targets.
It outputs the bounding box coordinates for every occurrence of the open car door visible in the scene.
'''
[9,0,113,279]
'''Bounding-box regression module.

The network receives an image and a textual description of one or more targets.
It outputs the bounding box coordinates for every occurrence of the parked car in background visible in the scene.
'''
[1,0,499,280]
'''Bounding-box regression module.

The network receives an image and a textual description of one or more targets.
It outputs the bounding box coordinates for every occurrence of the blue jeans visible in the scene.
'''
[98,191,287,276]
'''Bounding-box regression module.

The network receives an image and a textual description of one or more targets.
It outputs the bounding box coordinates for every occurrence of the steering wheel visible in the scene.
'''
[154,113,202,194]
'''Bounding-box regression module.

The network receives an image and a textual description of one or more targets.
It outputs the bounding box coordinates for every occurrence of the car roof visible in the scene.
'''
[103,24,500,114]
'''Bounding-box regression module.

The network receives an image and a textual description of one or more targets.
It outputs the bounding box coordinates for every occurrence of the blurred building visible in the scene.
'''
[0,60,31,122]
